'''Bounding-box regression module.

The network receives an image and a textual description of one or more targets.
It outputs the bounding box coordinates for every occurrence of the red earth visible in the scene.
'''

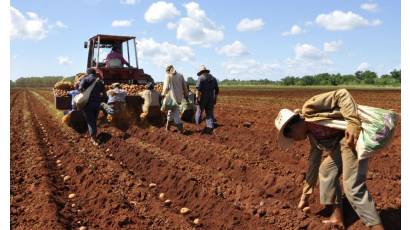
[11,88,400,230]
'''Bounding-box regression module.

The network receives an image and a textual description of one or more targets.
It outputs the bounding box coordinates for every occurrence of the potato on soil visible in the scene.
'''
[180,207,191,215]
[68,193,76,199]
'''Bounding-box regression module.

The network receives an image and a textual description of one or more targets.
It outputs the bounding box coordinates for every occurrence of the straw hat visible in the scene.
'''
[197,65,210,76]
[275,109,298,149]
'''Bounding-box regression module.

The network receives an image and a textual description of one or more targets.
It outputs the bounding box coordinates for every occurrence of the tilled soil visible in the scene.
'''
[11,88,400,230]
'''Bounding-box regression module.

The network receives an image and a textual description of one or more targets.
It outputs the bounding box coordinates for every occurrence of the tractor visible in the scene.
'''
[83,34,153,84]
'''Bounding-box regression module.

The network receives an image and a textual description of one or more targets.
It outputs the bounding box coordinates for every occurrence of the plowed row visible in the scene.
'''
[11,88,401,229]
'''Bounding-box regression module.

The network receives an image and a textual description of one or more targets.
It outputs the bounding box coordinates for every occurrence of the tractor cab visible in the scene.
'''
[84,34,153,85]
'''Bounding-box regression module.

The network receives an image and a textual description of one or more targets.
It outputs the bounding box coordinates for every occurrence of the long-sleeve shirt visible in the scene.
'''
[107,88,127,104]
[162,72,188,105]
[138,89,161,113]
[196,73,219,104]
[301,89,361,135]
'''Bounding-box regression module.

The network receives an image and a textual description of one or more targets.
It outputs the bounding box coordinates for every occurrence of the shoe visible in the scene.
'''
[176,123,184,134]
[91,137,99,146]
[201,127,213,135]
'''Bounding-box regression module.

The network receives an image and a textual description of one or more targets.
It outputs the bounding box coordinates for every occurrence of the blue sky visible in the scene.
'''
[10,0,400,81]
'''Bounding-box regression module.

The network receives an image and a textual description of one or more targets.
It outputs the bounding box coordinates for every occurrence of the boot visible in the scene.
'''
[165,120,171,131]
[176,123,184,134]
[91,135,99,146]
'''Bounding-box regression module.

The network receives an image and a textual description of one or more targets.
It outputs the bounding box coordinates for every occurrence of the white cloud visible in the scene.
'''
[294,43,324,60]
[144,1,180,23]
[57,56,72,65]
[167,22,177,30]
[136,38,195,67]
[217,41,249,57]
[120,0,139,5]
[55,21,68,29]
[11,6,48,40]
[315,10,382,31]
[175,2,223,46]
[357,62,370,71]
[222,59,280,79]
[112,19,133,27]
[222,42,341,79]
[361,3,378,12]
[323,40,343,52]
[284,43,334,76]
[236,18,264,32]
[281,24,304,36]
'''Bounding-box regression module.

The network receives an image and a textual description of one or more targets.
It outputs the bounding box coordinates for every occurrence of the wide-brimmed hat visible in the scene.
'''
[197,65,210,76]
[275,108,298,149]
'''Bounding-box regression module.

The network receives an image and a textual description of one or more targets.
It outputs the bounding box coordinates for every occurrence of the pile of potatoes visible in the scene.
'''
[54,81,164,97]
[105,83,164,96]
[154,83,163,93]
[53,81,74,97]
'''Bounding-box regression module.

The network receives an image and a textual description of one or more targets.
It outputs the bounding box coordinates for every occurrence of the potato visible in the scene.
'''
[193,218,201,226]
[68,193,76,199]
[180,207,191,215]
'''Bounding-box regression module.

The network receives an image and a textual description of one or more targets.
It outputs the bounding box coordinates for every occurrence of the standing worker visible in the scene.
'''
[274,89,384,230]
[195,65,219,134]
[161,65,188,133]
[79,68,106,146]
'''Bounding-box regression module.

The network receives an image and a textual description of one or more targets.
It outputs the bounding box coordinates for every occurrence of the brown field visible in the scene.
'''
[10,88,400,230]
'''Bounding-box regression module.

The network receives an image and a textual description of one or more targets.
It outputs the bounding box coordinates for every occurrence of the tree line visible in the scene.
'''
[11,69,400,88]
[219,69,401,86]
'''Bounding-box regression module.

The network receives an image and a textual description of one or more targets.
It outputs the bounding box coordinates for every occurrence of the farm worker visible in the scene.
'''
[105,44,131,68]
[195,65,219,134]
[79,68,107,146]
[162,64,188,133]
[101,83,127,119]
[274,89,384,230]
[138,82,162,122]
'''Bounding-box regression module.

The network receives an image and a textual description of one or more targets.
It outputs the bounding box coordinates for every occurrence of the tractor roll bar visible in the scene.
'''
[133,38,139,69]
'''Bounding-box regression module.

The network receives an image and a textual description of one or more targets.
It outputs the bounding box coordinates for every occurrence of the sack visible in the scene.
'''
[74,79,98,110]
[180,98,196,122]
[180,98,195,113]
[316,105,398,160]
[161,94,178,111]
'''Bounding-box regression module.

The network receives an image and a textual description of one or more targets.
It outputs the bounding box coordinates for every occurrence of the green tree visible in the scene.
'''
[186,76,197,86]
[390,69,401,83]
[362,70,378,84]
